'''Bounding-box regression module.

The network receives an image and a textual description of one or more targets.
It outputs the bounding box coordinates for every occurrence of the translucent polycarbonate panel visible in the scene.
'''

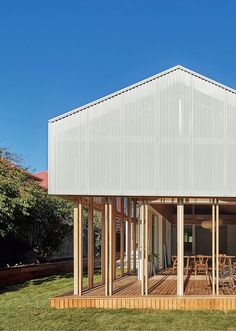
[48,68,236,196]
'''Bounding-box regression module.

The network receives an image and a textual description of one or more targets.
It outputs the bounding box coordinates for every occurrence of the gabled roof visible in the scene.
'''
[49,65,236,124]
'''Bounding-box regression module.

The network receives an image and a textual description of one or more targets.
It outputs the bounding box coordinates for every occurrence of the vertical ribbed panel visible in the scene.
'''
[48,68,236,197]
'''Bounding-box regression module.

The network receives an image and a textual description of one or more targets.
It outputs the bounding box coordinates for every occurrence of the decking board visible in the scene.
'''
[50,274,236,310]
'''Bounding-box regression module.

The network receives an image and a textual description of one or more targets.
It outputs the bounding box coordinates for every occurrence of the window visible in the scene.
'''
[184,227,192,254]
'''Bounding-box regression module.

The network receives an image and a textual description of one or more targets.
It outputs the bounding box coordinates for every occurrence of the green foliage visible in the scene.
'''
[151,252,159,262]
[0,150,73,263]
[29,191,73,262]
[0,159,36,238]
[0,146,25,168]
[82,207,102,256]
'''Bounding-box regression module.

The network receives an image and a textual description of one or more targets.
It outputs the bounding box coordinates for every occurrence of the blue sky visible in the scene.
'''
[0,0,235,172]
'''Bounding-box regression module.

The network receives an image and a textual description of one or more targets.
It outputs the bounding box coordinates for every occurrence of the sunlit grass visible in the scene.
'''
[1,273,236,330]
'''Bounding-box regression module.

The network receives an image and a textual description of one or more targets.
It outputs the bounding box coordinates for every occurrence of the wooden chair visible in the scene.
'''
[219,265,235,290]
[218,255,235,291]
[233,262,236,275]
[184,256,191,274]
[172,255,177,274]
[218,255,227,270]
[194,255,209,275]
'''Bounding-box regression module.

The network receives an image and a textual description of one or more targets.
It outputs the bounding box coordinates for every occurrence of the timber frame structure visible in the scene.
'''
[49,66,236,310]
[49,196,236,310]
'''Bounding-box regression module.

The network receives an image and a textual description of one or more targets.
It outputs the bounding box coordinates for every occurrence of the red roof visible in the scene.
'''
[34,171,48,190]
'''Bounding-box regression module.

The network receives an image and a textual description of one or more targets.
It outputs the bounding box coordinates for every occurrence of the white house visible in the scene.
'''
[49,65,236,310]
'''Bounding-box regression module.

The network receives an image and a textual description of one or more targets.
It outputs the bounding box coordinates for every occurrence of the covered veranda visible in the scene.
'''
[50,196,236,310]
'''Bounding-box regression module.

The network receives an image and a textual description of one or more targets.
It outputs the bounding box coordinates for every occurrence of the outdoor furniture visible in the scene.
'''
[194,255,209,275]
[172,255,177,274]
[218,255,235,291]
[233,262,236,274]
[186,255,196,270]
[172,255,195,274]
[219,264,235,290]
[219,254,227,269]
[207,255,236,292]
[225,255,236,269]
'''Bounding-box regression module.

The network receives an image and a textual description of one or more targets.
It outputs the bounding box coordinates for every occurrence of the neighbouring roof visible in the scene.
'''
[34,171,48,190]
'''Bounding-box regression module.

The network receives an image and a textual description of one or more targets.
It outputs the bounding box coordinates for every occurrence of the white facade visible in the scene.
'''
[48,65,236,197]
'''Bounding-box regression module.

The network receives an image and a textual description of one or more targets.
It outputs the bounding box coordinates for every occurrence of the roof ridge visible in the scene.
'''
[49,65,236,123]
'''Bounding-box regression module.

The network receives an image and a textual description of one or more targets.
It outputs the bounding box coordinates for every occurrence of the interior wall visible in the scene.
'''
[171,225,177,256]
[195,227,211,255]
[162,218,167,268]
[195,226,227,255]
[151,214,172,268]
[227,225,236,255]
[162,220,166,247]
[171,224,229,256]
[166,220,172,266]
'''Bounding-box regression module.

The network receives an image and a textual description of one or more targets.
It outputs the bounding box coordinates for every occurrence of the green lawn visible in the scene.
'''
[1,274,236,331]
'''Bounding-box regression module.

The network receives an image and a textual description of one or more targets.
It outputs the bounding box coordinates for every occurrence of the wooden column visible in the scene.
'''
[127,198,131,274]
[73,199,79,295]
[141,202,145,295]
[101,198,105,284]
[105,198,109,296]
[120,197,125,277]
[216,201,220,295]
[149,210,152,261]
[192,224,196,255]
[78,199,83,295]
[108,197,113,295]
[145,202,149,295]
[192,206,196,255]
[88,197,94,289]
[158,215,163,269]
[212,202,216,295]
[112,197,116,280]
[177,198,184,296]
[153,215,158,270]
[132,199,137,273]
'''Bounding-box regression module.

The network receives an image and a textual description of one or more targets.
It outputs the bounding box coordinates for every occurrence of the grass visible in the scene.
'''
[1,274,236,330]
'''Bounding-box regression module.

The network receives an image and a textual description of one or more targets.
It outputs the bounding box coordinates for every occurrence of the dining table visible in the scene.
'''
[183,255,236,273]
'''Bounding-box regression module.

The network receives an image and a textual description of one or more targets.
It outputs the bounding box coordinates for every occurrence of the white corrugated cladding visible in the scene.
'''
[48,66,236,197]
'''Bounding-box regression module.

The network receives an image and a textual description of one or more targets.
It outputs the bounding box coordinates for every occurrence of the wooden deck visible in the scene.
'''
[50,273,236,310]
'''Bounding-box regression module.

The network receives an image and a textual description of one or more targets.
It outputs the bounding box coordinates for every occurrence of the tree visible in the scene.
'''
[29,191,73,263]
[82,207,102,256]
[0,148,73,264]
[0,158,36,238]
[0,146,25,168]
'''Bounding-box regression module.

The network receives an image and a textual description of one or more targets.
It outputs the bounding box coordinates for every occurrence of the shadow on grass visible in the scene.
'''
[31,273,73,285]
[0,273,73,294]
[0,268,102,295]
